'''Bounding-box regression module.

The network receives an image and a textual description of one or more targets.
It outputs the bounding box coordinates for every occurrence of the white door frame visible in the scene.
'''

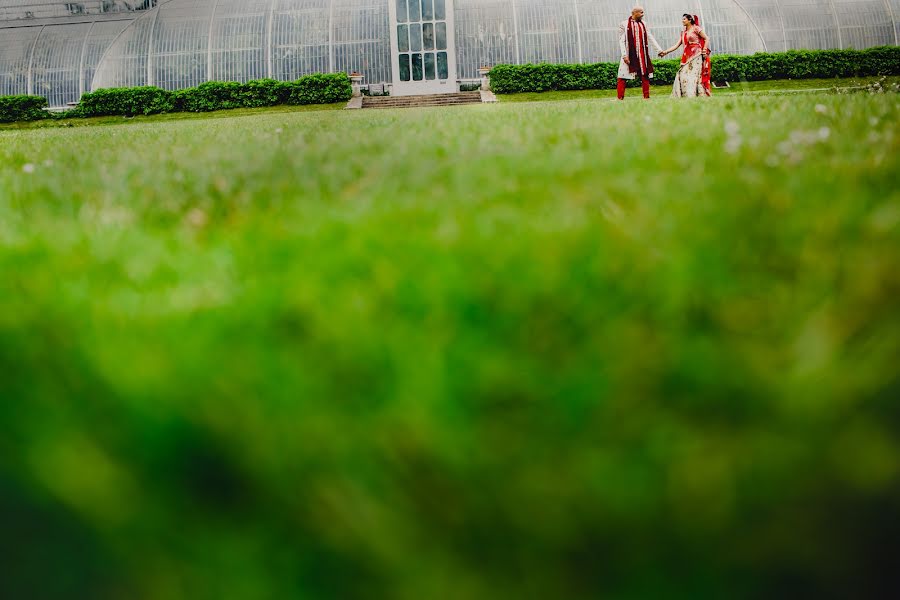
[388,0,458,96]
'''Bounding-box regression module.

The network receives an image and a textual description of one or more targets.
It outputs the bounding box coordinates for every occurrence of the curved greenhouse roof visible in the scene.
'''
[2,0,898,106]
[0,2,158,106]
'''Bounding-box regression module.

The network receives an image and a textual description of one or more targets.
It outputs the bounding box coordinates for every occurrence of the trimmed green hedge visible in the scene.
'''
[76,85,177,117]
[73,73,351,117]
[168,75,352,113]
[713,46,900,81]
[0,73,352,122]
[176,81,264,113]
[287,73,355,106]
[0,95,50,123]
[174,79,290,113]
[489,46,900,94]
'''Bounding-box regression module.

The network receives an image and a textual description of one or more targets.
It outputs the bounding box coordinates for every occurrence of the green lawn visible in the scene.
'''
[1,91,899,600]
[0,100,347,131]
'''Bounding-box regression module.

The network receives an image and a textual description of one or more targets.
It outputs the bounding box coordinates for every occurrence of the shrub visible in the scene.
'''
[174,75,348,112]
[488,61,677,93]
[0,95,49,123]
[489,46,900,94]
[240,78,293,107]
[286,73,353,105]
[174,81,246,113]
[75,86,176,117]
[68,74,349,118]
[172,79,293,112]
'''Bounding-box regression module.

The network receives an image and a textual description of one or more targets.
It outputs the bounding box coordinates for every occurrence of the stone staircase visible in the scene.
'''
[361,91,483,109]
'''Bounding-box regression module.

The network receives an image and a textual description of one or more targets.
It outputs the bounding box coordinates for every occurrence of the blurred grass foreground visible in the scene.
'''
[1,92,899,600]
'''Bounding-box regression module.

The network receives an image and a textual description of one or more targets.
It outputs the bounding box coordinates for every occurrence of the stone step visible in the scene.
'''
[362,102,482,109]
[364,98,481,104]
[363,103,481,109]
[364,96,481,103]
[362,100,481,106]
[366,92,481,100]
[363,102,481,110]
[362,92,483,109]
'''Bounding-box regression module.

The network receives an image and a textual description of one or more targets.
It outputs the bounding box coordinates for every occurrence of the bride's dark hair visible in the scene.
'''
[682,13,696,24]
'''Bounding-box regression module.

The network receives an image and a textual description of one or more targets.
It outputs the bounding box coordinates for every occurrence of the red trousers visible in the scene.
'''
[617,77,651,100]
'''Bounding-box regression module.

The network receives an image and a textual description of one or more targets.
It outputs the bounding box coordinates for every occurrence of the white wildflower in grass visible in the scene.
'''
[22,163,35,174]
[868,204,900,233]
[186,208,208,228]
[815,104,828,114]
[600,200,624,224]
[818,127,831,141]
[723,121,742,154]
[99,207,134,226]
[275,128,283,134]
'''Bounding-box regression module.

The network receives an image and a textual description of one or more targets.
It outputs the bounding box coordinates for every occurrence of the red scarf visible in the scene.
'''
[680,17,711,94]
[626,17,653,77]
[697,17,711,94]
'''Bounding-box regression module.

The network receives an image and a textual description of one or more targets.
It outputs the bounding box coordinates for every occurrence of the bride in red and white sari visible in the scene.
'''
[659,14,711,97]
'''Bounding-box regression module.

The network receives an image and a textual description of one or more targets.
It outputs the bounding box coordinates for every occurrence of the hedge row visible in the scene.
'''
[76,73,352,117]
[0,73,351,122]
[713,46,900,81]
[488,46,900,94]
[0,95,49,123]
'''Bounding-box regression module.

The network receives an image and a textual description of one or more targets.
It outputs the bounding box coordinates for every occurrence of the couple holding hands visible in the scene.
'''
[617,6,712,99]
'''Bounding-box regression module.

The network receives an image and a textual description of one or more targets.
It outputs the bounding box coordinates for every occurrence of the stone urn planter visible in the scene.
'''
[478,66,492,92]
[349,72,365,97]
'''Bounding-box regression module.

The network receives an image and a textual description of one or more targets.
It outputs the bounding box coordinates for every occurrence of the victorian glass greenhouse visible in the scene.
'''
[1,0,898,106]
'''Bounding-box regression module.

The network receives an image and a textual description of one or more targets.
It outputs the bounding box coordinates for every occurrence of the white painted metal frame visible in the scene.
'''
[389,0,458,95]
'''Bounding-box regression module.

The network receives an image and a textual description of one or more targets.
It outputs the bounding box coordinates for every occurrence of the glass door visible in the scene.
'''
[389,0,456,96]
